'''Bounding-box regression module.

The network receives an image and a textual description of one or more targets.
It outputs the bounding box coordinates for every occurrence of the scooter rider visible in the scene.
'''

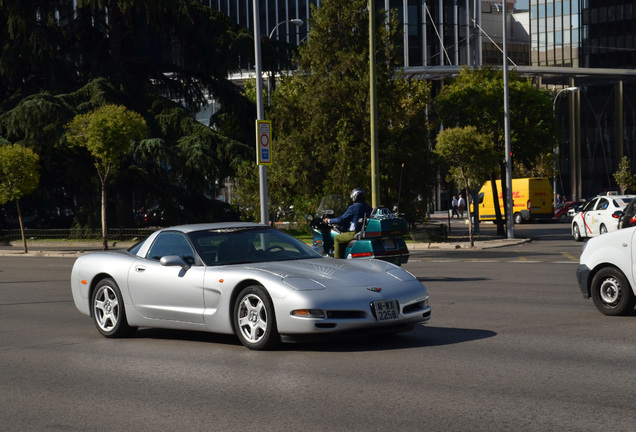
[323,188,373,258]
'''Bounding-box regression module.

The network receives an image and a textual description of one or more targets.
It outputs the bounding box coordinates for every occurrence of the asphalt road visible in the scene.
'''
[2,222,635,431]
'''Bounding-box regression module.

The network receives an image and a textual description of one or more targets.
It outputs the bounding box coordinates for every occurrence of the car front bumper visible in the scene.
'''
[577,264,591,298]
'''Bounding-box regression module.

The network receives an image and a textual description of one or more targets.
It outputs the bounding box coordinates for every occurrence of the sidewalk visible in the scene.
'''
[0,213,530,257]
[408,211,531,250]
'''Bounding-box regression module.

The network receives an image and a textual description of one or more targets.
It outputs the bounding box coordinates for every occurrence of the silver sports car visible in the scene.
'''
[71,222,431,350]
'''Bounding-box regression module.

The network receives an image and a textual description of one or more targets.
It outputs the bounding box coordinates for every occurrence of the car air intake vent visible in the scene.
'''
[326,310,367,319]
[403,301,426,314]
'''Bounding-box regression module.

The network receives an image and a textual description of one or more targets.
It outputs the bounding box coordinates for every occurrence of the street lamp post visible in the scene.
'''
[252,2,303,225]
[252,1,268,224]
[552,86,578,207]
[502,0,513,238]
[268,18,304,40]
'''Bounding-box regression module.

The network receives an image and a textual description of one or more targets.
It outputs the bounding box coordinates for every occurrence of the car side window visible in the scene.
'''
[597,198,609,210]
[146,232,196,264]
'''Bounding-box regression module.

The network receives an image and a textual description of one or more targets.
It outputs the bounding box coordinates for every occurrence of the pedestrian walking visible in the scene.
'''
[458,194,466,218]
[451,196,459,218]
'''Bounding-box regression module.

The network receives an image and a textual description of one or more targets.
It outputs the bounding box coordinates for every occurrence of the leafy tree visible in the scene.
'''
[435,126,497,247]
[0,141,40,252]
[0,1,257,228]
[235,0,436,223]
[433,67,557,235]
[66,104,147,249]
[613,156,636,194]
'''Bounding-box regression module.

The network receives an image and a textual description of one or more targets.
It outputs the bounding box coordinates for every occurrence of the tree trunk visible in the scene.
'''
[490,172,505,236]
[101,180,109,250]
[16,200,28,254]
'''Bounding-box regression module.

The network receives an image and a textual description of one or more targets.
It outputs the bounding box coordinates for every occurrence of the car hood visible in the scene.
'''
[243,258,410,289]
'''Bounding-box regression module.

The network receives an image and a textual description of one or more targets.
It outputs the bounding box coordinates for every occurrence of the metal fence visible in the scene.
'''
[0,228,155,242]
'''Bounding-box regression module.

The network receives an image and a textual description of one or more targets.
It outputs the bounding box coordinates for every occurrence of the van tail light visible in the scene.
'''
[527,200,531,210]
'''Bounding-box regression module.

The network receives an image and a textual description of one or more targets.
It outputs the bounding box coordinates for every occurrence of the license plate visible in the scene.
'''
[372,299,399,321]
[382,238,397,250]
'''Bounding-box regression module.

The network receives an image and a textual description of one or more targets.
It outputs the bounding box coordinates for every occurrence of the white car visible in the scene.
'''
[577,227,636,315]
[571,195,635,241]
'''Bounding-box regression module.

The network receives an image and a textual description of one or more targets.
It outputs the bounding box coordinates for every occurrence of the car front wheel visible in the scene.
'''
[91,278,136,337]
[572,223,583,241]
[233,285,280,350]
[591,268,636,316]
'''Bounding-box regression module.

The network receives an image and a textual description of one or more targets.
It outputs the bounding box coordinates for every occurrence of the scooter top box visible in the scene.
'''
[363,217,408,237]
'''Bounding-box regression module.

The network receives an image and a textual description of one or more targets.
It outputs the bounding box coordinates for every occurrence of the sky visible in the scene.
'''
[515,0,529,9]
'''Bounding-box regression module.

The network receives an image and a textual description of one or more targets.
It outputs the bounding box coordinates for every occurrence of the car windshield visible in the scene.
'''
[187,226,322,266]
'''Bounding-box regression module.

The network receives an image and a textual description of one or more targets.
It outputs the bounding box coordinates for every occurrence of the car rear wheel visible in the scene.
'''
[572,223,583,241]
[599,224,608,234]
[233,285,280,350]
[91,278,136,337]
[513,213,523,224]
[591,268,636,316]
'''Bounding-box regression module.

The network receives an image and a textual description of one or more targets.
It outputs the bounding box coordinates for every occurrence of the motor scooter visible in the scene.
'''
[307,195,410,266]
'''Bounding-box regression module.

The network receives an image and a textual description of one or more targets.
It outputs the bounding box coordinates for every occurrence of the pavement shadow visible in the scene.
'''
[280,324,497,352]
[130,324,497,353]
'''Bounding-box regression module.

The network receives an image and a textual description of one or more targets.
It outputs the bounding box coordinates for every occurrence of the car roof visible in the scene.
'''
[161,222,268,234]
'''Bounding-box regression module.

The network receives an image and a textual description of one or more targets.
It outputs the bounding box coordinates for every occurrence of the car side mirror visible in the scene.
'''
[160,255,191,270]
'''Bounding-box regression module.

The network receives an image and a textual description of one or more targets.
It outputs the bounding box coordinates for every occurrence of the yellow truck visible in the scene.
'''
[474,178,553,224]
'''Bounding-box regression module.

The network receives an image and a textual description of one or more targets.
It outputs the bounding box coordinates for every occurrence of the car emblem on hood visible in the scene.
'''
[367,287,382,293]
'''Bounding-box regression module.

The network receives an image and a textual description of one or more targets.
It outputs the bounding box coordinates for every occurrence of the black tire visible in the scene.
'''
[572,223,583,242]
[513,213,523,224]
[599,224,608,235]
[591,268,636,316]
[91,278,136,338]
[233,285,280,350]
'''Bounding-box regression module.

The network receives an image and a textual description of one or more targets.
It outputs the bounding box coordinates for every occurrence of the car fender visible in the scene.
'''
[70,251,137,317]
[579,227,636,294]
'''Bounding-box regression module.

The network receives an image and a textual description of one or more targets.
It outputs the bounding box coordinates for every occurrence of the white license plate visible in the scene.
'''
[373,299,399,321]
[382,238,397,250]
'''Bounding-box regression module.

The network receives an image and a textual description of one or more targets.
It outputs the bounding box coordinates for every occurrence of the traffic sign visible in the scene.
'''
[256,120,272,165]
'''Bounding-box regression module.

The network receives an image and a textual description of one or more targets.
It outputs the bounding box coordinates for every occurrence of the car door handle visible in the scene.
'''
[135,265,146,272]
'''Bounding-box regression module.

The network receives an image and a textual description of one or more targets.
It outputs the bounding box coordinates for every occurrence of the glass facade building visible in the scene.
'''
[530,0,581,66]
[198,0,529,68]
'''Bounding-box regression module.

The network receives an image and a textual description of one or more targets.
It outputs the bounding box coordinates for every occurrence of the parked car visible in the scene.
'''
[571,195,635,241]
[70,222,431,350]
[567,201,585,218]
[554,201,582,220]
[577,227,636,315]
[618,198,636,229]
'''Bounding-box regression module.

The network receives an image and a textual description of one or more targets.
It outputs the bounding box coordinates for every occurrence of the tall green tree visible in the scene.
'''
[435,126,497,247]
[0,141,40,253]
[235,0,435,222]
[66,104,147,249]
[0,1,257,228]
[433,67,557,235]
